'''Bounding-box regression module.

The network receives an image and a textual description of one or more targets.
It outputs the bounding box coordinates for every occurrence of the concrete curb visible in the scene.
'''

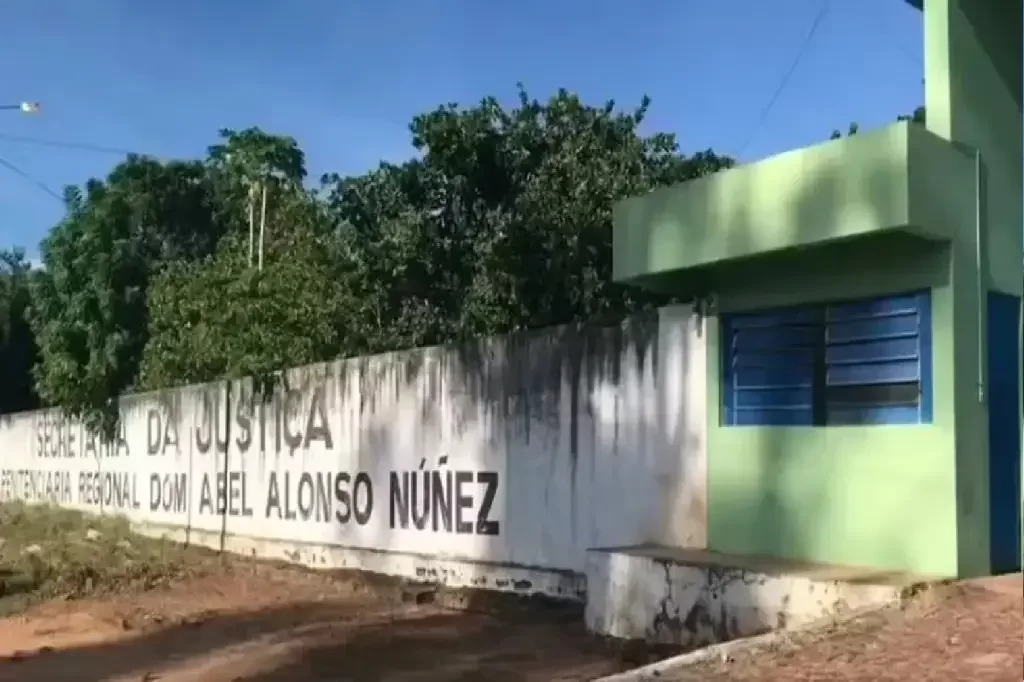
[591,601,904,682]
[591,629,788,682]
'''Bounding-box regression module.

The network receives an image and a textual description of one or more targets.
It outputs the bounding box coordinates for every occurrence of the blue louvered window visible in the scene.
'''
[721,291,933,426]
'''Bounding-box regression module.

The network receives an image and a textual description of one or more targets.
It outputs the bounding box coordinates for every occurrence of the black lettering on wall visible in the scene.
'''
[265,471,282,518]
[333,472,352,523]
[195,382,337,455]
[198,472,252,517]
[147,405,180,456]
[215,389,230,454]
[117,422,130,457]
[195,388,230,454]
[101,419,131,458]
[149,473,187,514]
[410,471,430,531]
[390,472,409,529]
[34,414,45,458]
[34,414,82,460]
[82,426,99,459]
[281,389,303,451]
[353,472,373,525]
[1,469,73,504]
[235,394,253,453]
[163,410,179,453]
[77,471,140,510]
[258,398,271,453]
[66,420,77,459]
[199,472,213,513]
[388,465,499,536]
[431,470,453,532]
[228,471,251,516]
[476,471,500,536]
[296,472,316,520]
[303,386,333,449]
[196,391,213,454]
[146,410,160,454]
[454,471,474,534]
[265,471,373,525]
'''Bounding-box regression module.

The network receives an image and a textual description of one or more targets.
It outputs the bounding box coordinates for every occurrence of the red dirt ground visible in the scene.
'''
[0,561,1020,681]
[0,563,633,682]
[666,574,1023,682]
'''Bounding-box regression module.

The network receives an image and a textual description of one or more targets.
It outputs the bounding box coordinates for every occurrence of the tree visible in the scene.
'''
[140,185,346,390]
[0,248,40,414]
[25,88,738,412]
[145,88,735,390]
[4,89,937,424]
[29,156,222,434]
[205,127,308,266]
[898,106,927,125]
[831,106,926,140]
[324,86,734,354]
[140,128,351,391]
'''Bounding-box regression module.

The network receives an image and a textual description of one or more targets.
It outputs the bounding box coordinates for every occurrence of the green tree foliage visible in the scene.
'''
[831,106,926,140]
[12,87,738,419]
[28,156,222,433]
[7,92,933,423]
[322,86,734,354]
[0,248,40,414]
[140,187,346,390]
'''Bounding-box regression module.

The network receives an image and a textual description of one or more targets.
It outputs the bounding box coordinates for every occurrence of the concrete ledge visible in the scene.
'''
[584,546,908,648]
[131,521,586,601]
[591,599,904,682]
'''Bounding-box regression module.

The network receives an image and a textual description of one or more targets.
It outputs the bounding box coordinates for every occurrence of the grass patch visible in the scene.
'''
[0,501,212,616]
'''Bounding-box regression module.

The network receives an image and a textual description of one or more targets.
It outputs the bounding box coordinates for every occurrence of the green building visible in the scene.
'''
[612,0,1022,578]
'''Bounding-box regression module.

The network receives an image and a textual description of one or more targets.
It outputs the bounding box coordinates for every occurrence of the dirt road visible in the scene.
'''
[1,500,1019,682]
[665,574,1023,682]
[0,564,632,682]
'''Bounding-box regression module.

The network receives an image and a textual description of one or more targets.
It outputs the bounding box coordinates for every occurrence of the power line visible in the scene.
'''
[0,133,165,205]
[0,154,64,203]
[0,132,138,157]
[736,0,831,159]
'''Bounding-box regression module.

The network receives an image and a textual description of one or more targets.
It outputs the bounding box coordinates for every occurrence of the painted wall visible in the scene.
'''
[612,125,923,283]
[0,305,707,595]
[922,0,1024,577]
[704,237,961,579]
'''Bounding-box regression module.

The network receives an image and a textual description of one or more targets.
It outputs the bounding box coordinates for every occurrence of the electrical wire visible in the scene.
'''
[0,133,157,205]
[735,0,831,159]
[0,132,137,157]
[0,154,64,203]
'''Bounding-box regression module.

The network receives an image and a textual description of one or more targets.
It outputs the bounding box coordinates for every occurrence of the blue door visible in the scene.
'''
[987,291,1022,574]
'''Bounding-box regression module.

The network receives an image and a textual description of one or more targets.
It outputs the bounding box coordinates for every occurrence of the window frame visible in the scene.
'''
[720,290,933,427]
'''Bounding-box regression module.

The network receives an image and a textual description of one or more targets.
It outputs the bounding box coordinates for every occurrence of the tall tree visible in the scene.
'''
[140,129,342,390]
[324,86,734,353]
[31,88,739,409]
[30,156,221,433]
[0,248,40,414]
[140,184,345,390]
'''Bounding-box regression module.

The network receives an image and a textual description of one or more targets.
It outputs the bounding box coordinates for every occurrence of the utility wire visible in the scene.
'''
[0,133,164,205]
[0,154,64,203]
[735,0,831,159]
[0,132,138,157]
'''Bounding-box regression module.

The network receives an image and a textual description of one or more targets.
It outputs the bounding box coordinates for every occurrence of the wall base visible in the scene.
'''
[132,522,586,601]
[584,545,914,648]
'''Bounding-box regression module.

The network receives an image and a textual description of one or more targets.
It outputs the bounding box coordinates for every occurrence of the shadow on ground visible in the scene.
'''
[0,590,631,682]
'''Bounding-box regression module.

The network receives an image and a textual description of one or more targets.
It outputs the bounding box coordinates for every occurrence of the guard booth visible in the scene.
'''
[612,0,1022,578]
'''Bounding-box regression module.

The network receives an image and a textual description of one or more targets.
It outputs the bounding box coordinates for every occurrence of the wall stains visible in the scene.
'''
[2,304,708,580]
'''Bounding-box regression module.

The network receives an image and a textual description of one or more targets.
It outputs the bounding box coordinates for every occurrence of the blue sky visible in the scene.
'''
[0,0,922,258]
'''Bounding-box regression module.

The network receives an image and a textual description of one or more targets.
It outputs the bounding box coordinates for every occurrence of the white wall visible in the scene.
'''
[0,305,707,594]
